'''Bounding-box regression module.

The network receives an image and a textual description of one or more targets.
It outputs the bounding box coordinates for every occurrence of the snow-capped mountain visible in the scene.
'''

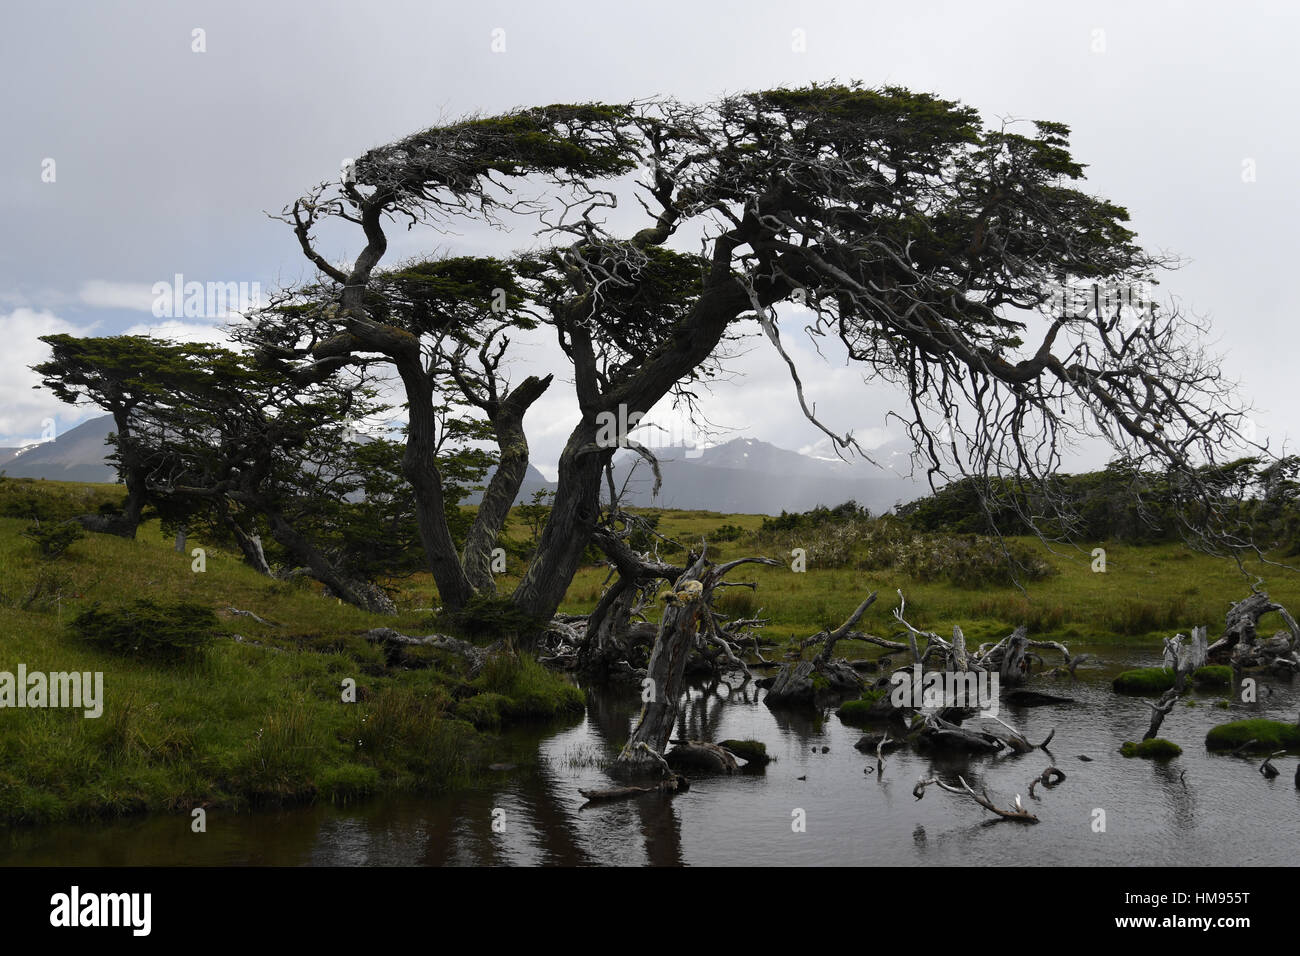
[3,416,929,516]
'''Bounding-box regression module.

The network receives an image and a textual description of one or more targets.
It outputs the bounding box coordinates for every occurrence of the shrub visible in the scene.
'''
[471,651,584,722]
[69,599,220,661]
[21,521,85,559]
[712,587,757,620]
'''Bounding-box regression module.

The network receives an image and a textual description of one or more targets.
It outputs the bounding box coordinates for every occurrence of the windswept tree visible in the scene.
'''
[32,334,240,537]
[259,82,1254,629]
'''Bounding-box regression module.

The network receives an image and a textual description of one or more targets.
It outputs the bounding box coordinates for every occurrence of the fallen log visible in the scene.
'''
[362,627,488,677]
[579,773,689,806]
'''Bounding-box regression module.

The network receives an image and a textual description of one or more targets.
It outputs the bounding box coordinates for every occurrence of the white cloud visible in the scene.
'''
[78,280,156,312]
[0,308,98,444]
[120,319,236,347]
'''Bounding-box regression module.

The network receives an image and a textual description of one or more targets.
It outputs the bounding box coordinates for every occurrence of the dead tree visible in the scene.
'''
[1208,591,1300,677]
[612,551,778,775]
[1143,626,1206,741]
[764,593,879,707]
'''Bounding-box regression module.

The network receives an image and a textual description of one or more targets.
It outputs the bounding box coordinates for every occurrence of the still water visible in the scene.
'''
[3,647,1298,866]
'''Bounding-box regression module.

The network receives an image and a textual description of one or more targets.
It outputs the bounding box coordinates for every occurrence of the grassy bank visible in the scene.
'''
[0,479,582,827]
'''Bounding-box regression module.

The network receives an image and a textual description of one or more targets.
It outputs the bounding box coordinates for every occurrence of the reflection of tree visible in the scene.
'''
[765,701,827,751]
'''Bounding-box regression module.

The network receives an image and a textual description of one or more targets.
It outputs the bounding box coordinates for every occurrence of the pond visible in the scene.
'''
[3,645,1298,866]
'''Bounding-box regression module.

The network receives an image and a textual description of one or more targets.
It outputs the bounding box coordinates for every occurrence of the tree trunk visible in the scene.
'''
[267,511,394,615]
[510,418,608,621]
[461,374,553,592]
[614,555,709,774]
[397,362,475,611]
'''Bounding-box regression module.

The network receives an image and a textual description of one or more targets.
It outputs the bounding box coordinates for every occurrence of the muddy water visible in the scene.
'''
[3,647,1299,866]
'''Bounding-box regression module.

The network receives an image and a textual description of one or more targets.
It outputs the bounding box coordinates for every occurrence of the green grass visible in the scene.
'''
[1205,719,1300,753]
[538,510,1300,653]
[0,481,583,827]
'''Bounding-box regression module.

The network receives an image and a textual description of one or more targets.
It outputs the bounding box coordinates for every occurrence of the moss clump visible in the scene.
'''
[1192,665,1232,688]
[1120,738,1182,759]
[1112,667,1175,695]
[719,739,770,765]
[1205,719,1300,753]
[836,688,891,726]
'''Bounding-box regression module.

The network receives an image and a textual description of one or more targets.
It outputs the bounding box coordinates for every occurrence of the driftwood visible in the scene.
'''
[1027,766,1066,799]
[614,553,784,773]
[1208,591,1300,675]
[1259,751,1286,779]
[982,713,1055,753]
[223,606,279,628]
[764,593,878,708]
[579,773,689,806]
[919,713,1004,754]
[912,774,1039,823]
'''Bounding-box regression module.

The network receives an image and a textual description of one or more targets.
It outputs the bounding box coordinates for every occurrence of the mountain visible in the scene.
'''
[606,437,925,515]
[0,416,119,484]
[2,416,929,516]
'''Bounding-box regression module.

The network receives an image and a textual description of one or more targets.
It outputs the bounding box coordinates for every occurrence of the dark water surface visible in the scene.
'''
[4,646,1299,866]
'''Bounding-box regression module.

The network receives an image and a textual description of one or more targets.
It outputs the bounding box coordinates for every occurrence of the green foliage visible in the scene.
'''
[836,688,890,726]
[1205,719,1300,752]
[21,521,84,559]
[1120,738,1182,759]
[1112,667,1175,695]
[1192,665,1233,688]
[69,599,220,661]
[435,594,548,642]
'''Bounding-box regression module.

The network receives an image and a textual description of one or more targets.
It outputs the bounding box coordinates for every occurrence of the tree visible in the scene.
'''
[260,82,1253,630]
[32,334,239,537]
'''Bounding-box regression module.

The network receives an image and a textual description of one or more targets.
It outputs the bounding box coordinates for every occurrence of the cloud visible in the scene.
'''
[78,280,156,311]
[120,319,236,347]
[0,308,97,444]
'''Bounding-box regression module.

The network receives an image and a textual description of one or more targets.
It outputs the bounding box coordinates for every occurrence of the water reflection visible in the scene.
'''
[3,648,1298,866]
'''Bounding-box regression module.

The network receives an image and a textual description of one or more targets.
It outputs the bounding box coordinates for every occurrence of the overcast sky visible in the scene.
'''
[3,0,1296,480]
